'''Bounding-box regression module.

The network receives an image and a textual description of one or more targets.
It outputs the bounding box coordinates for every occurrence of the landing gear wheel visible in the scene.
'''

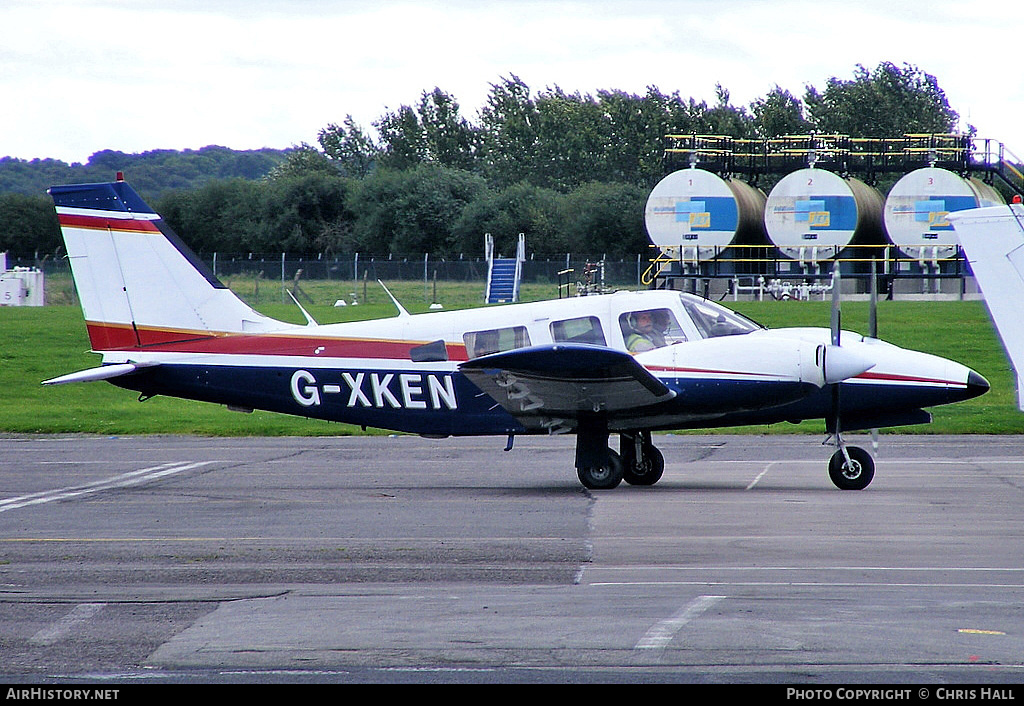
[623,444,665,486]
[577,449,624,490]
[828,446,874,490]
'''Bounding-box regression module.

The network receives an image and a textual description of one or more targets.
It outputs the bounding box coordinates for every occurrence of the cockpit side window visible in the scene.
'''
[550,316,606,346]
[619,308,687,353]
[464,326,531,359]
[680,296,760,339]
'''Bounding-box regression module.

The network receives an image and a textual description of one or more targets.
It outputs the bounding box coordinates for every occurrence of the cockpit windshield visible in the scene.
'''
[680,294,762,339]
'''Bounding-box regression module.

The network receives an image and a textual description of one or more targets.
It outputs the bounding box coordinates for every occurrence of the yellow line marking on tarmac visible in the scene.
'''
[958,628,1007,635]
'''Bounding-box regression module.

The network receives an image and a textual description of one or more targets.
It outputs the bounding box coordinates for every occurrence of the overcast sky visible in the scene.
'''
[3,0,1023,165]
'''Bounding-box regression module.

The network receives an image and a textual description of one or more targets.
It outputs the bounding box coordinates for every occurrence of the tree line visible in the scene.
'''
[1,63,961,259]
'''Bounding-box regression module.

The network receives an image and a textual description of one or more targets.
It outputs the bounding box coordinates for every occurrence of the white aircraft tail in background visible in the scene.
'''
[949,203,1024,410]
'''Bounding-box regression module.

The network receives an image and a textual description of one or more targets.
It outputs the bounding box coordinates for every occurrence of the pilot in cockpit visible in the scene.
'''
[625,310,668,352]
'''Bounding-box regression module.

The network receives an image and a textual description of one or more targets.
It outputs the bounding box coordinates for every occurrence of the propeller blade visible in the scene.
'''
[830,263,841,347]
[869,259,878,339]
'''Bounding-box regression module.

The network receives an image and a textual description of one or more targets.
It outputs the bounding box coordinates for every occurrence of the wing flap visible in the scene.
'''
[459,344,675,418]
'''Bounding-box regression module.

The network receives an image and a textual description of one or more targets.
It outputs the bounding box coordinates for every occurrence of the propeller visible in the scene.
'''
[827,261,881,453]
[820,263,875,386]
[829,263,842,436]
[869,259,879,450]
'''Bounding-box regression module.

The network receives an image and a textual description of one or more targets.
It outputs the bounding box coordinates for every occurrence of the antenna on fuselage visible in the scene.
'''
[286,289,319,327]
[378,280,411,318]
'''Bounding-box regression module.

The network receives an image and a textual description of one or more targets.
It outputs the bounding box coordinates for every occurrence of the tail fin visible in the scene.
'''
[949,204,1024,410]
[49,177,288,351]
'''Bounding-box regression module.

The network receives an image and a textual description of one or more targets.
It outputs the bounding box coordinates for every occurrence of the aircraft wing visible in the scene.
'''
[459,344,676,419]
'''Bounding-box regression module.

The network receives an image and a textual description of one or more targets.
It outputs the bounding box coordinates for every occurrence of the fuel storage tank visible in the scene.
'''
[884,167,1004,259]
[764,168,886,262]
[644,168,767,262]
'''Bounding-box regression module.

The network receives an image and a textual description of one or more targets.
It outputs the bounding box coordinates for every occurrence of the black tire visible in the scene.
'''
[623,444,665,486]
[828,446,875,490]
[577,449,624,490]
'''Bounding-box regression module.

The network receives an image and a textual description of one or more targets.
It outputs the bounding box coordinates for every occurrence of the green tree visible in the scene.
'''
[156,179,264,253]
[318,115,379,178]
[597,88,684,187]
[257,173,354,253]
[0,193,60,255]
[371,88,480,173]
[478,75,541,189]
[346,164,487,255]
[267,143,338,180]
[700,84,755,138]
[417,88,479,171]
[804,62,958,137]
[375,104,428,171]
[750,85,811,138]
[557,181,648,257]
[452,182,563,256]
[530,87,613,191]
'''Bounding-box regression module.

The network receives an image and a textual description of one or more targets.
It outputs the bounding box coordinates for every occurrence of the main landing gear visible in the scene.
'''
[575,420,664,490]
[827,435,875,490]
[572,420,874,491]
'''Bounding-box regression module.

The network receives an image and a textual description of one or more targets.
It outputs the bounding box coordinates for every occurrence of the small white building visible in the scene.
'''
[0,253,45,306]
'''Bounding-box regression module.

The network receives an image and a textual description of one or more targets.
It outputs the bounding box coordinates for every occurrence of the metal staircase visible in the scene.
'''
[485,233,526,304]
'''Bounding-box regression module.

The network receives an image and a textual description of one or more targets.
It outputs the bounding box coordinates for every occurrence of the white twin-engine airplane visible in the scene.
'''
[44,177,989,490]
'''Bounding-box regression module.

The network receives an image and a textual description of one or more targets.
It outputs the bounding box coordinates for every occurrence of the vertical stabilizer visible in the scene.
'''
[49,179,289,351]
[949,204,1024,410]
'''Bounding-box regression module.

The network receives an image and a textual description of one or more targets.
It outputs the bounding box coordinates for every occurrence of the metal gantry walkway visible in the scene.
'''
[646,133,1024,294]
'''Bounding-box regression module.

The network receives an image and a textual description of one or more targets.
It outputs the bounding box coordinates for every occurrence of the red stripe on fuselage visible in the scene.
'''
[84,322,471,361]
[854,370,964,387]
[645,364,781,379]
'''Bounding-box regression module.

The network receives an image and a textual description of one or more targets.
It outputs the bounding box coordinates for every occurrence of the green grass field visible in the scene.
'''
[2,275,1020,436]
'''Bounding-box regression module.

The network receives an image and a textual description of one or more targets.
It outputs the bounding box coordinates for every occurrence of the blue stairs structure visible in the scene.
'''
[485,233,526,304]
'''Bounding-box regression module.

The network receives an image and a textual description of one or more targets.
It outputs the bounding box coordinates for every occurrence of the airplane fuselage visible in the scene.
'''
[94,289,985,438]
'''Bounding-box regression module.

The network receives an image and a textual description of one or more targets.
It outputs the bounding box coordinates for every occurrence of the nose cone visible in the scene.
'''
[966,370,990,400]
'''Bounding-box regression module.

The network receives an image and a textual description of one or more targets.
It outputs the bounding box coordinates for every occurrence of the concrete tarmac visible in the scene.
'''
[1,433,1022,684]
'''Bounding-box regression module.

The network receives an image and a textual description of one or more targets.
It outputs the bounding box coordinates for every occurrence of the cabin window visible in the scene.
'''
[618,308,686,352]
[550,316,606,346]
[464,326,531,359]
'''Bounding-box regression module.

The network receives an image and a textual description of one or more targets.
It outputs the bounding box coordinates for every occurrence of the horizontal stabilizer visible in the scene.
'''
[460,344,675,418]
[42,362,158,386]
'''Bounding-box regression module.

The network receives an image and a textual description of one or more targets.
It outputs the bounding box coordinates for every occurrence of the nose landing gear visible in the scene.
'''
[827,437,875,490]
[620,431,665,486]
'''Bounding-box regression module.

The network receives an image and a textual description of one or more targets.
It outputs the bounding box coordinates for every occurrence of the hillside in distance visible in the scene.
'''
[0,145,292,198]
